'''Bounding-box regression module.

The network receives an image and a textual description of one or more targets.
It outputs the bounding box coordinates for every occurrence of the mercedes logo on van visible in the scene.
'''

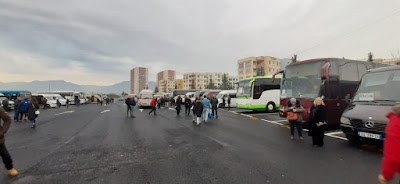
[365,121,375,128]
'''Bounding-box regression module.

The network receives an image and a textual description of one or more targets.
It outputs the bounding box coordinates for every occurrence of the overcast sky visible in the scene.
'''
[1,0,400,85]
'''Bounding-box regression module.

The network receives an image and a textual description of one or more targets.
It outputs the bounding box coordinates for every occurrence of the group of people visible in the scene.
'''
[286,97,400,183]
[12,98,40,128]
[285,97,327,147]
[97,98,113,106]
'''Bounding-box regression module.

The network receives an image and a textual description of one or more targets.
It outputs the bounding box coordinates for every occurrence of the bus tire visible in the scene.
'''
[45,104,51,109]
[218,103,223,108]
[266,102,276,113]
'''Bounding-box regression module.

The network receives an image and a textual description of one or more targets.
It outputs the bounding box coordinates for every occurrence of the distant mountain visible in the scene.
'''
[0,80,129,94]
[147,81,156,91]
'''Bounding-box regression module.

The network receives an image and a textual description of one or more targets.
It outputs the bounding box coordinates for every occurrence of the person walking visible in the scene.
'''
[19,99,29,122]
[75,96,80,107]
[192,98,197,123]
[125,97,135,118]
[379,105,400,184]
[211,97,218,119]
[13,98,21,121]
[193,97,204,125]
[1,98,9,112]
[176,96,183,116]
[184,96,191,116]
[202,96,211,123]
[42,97,47,109]
[309,97,327,147]
[227,96,231,110]
[27,99,40,128]
[56,99,61,108]
[0,106,18,176]
[285,98,305,140]
[66,98,70,109]
[149,97,157,116]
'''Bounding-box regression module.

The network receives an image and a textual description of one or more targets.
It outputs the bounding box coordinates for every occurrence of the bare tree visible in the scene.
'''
[368,52,373,62]
[291,54,297,63]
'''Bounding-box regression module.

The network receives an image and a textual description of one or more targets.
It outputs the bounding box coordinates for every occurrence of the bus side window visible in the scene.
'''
[230,94,237,98]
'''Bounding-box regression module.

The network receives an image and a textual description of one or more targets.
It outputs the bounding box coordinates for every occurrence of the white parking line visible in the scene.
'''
[325,131,344,136]
[240,114,253,118]
[325,134,348,141]
[55,111,74,116]
[100,110,111,114]
[260,119,284,125]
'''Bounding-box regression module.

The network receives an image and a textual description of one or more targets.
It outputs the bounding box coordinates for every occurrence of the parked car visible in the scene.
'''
[341,65,400,146]
[0,93,14,110]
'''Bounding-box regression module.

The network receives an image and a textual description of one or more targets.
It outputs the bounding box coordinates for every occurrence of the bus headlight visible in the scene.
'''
[340,117,351,125]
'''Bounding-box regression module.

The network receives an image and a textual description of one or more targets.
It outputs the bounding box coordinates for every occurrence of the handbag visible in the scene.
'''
[287,112,298,121]
[33,104,40,115]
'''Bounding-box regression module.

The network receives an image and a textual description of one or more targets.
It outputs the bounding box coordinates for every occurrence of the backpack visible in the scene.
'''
[287,112,298,121]
[20,101,29,112]
[132,99,136,106]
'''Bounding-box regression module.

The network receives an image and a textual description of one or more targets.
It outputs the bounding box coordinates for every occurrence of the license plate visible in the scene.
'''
[358,132,382,140]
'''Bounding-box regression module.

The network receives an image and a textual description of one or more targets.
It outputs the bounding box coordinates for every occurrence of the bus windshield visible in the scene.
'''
[353,70,400,102]
[237,79,252,98]
[281,62,323,99]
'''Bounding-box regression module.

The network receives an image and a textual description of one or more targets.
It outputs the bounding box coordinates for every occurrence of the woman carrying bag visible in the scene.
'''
[27,99,40,128]
[309,97,327,147]
[285,98,304,140]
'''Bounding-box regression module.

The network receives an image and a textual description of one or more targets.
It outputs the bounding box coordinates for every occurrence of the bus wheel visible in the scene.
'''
[266,102,276,113]
[218,104,223,108]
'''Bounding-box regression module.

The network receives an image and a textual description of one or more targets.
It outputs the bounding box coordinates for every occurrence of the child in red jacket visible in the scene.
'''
[379,105,400,184]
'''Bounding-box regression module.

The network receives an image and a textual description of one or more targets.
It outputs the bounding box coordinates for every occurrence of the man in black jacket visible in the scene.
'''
[184,96,191,116]
[0,107,18,176]
[211,97,219,118]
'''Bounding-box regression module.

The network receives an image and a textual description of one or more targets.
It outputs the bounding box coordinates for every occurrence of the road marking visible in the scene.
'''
[247,113,270,116]
[206,136,229,147]
[101,110,111,114]
[275,120,288,123]
[169,108,177,111]
[325,134,348,141]
[55,111,74,116]
[325,131,344,136]
[240,114,253,118]
[260,119,284,125]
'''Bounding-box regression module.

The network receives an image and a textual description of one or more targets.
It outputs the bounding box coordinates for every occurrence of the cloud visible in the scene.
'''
[0,0,400,85]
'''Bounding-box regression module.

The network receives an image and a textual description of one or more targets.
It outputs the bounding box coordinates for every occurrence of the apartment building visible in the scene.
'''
[130,67,148,94]
[157,70,176,93]
[183,72,232,90]
[238,56,281,80]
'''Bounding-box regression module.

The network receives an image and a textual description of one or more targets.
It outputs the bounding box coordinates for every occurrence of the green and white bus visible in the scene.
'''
[236,76,281,112]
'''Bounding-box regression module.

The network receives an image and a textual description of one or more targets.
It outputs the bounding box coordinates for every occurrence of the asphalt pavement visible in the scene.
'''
[0,103,387,184]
